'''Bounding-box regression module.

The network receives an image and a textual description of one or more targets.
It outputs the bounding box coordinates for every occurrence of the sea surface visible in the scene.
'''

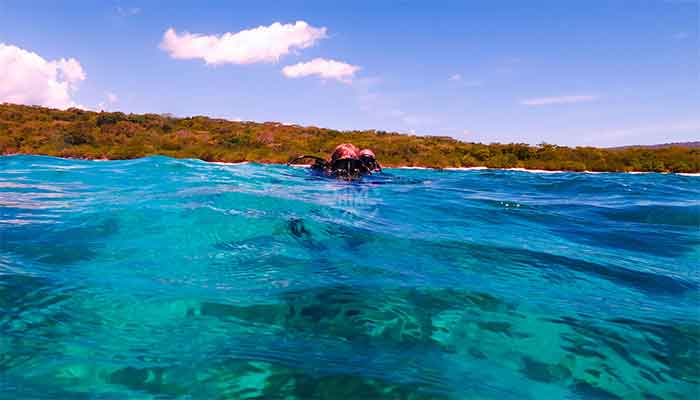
[1,155,698,399]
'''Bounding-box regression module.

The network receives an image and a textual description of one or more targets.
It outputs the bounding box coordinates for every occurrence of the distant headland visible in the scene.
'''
[1,103,698,173]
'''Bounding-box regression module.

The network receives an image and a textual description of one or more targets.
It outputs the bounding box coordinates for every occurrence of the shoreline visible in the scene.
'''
[2,104,698,175]
[4,153,699,176]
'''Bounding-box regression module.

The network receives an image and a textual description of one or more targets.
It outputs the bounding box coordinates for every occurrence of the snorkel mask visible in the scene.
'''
[330,143,362,180]
[331,157,363,179]
[359,149,381,173]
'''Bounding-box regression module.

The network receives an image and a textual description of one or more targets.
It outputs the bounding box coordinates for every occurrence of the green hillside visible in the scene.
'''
[1,103,698,172]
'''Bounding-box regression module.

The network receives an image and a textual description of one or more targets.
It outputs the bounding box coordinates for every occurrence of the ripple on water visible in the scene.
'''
[0,155,698,399]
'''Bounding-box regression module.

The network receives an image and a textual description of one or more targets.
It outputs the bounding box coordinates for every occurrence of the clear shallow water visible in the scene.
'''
[1,155,698,400]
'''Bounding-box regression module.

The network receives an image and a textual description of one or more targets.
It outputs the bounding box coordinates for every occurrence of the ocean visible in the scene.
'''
[1,155,698,399]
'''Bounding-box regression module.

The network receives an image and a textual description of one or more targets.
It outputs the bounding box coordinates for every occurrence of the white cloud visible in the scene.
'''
[450,74,483,87]
[160,21,327,65]
[282,58,360,83]
[520,95,598,106]
[98,91,119,110]
[116,6,141,16]
[531,120,700,147]
[0,43,86,109]
[593,121,700,143]
[352,77,437,129]
[56,58,85,83]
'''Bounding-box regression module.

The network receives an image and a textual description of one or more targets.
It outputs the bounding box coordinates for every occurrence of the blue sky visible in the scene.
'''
[0,0,697,146]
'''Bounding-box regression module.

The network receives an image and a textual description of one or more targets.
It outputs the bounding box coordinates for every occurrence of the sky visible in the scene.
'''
[0,0,698,147]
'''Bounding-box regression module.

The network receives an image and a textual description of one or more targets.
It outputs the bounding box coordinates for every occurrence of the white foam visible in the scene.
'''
[444,167,488,171]
[505,168,565,174]
[208,161,249,166]
[30,164,86,170]
[8,155,699,176]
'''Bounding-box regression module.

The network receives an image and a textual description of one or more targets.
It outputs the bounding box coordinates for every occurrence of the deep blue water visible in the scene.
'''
[0,155,698,399]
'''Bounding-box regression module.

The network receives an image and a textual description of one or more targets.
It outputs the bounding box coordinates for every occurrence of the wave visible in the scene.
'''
[1,155,698,400]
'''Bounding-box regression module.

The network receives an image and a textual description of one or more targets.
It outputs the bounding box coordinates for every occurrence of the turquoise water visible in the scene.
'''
[0,155,698,399]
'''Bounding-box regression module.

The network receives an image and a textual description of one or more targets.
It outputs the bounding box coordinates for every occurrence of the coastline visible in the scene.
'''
[2,104,698,175]
[4,153,699,176]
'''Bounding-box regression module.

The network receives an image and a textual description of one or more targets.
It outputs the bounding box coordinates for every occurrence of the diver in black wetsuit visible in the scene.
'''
[288,143,381,179]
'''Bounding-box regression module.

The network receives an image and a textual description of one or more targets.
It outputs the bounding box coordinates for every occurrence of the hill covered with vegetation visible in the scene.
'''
[1,103,698,172]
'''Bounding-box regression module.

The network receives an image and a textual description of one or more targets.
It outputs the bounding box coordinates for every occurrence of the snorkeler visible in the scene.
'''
[287,143,381,179]
[359,148,381,174]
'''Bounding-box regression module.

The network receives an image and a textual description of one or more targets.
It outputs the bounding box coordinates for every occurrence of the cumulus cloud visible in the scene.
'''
[0,43,86,109]
[160,21,327,65]
[282,58,360,83]
[520,95,598,106]
[449,73,462,81]
[98,91,119,110]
